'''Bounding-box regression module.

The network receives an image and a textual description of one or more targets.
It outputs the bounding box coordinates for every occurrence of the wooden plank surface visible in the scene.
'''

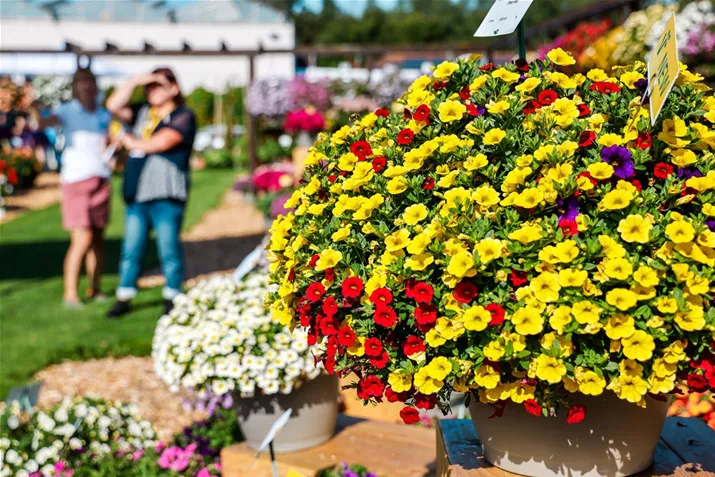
[221,414,436,477]
[339,374,406,423]
[437,418,715,477]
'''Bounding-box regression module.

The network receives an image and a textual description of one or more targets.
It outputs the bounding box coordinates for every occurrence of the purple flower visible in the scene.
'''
[706,219,715,232]
[634,78,648,92]
[558,196,580,221]
[601,145,634,179]
[343,471,359,477]
[677,168,703,180]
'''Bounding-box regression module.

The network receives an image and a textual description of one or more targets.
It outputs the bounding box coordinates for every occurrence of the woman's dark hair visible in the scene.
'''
[151,67,184,105]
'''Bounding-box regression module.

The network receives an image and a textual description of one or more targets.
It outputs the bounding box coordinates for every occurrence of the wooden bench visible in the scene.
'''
[436,417,715,477]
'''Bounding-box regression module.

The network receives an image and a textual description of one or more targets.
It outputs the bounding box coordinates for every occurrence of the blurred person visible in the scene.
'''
[105,68,196,318]
[31,69,112,307]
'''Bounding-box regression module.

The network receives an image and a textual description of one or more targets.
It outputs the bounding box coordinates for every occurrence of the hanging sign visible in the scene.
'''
[474,0,533,37]
[648,12,679,125]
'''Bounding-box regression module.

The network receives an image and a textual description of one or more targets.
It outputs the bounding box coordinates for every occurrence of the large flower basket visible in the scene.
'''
[267,48,715,477]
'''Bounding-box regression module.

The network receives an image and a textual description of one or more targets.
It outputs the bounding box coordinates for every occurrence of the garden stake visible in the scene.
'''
[517,19,526,60]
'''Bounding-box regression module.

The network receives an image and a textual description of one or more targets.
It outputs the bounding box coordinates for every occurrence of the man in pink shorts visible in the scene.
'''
[33,69,112,307]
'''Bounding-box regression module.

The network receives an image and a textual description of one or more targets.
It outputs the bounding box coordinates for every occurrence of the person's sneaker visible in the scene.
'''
[86,289,109,302]
[107,300,131,319]
[163,299,174,315]
[63,298,84,309]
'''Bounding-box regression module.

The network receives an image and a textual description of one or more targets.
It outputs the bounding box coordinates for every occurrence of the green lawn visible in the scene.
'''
[0,169,237,398]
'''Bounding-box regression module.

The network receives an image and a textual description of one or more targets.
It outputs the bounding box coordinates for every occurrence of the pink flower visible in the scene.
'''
[132,449,144,461]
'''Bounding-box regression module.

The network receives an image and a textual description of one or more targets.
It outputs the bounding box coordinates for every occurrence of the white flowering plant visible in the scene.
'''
[0,397,156,477]
[152,270,322,400]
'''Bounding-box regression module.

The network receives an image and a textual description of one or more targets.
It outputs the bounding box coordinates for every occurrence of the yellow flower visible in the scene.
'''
[670,149,698,167]
[587,68,608,81]
[620,71,645,89]
[540,332,573,357]
[548,71,577,89]
[600,189,633,211]
[447,251,474,278]
[598,133,624,147]
[516,77,541,93]
[622,330,655,362]
[599,235,626,258]
[633,266,659,287]
[405,253,434,271]
[483,340,506,361]
[472,185,500,207]
[464,154,488,170]
[475,238,503,263]
[587,162,614,180]
[606,288,639,311]
[483,128,507,146]
[338,152,359,171]
[385,229,410,252]
[438,100,467,123]
[469,75,488,92]
[407,232,431,255]
[558,268,587,287]
[388,371,412,393]
[656,297,678,314]
[426,356,452,380]
[463,305,492,331]
[474,364,501,389]
[613,374,648,403]
[511,307,544,335]
[513,188,544,209]
[403,204,428,226]
[433,61,459,79]
[577,370,606,396]
[492,67,521,83]
[534,354,567,383]
[331,225,352,242]
[508,224,543,245]
[663,340,688,363]
[604,313,635,340]
[409,75,432,91]
[618,215,652,243]
[413,367,443,395]
[386,177,408,195]
[487,100,510,115]
[549,306,572,333]
[603,257,633,281]
[407,89,435,108]
[675,306,706,331]
[315,248,343,271]
[547,47,576,66]
[572,300,600,324]
[665,220,696,243]
[658,116,689,148]
[425,328,446,348]
[552,98,579,126]
[649,373,676,394]
[553,240,579,263]
[530,272,560,302]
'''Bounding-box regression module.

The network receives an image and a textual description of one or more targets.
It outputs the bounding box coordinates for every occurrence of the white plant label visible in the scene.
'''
[256,408,293,455]
[474,0,534,37]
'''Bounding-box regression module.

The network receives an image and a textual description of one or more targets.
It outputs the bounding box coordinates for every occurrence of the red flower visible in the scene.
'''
[590,81,620,94]
[459,85,471,100]
[636,132,652,149]
[522,100,541,115]
[630,179,643,192]
[432,81,448,91]
[397,128,415,145]
[414,393,437,410]
[370,350,389,369]
[318,315,338,336]
[403,108,413,120]
[413,104,431,123]
[538,90,558,106]
[577,103,590,117]
[400,406,420,424]
[374,305,397,328]
[305,282,326,302]
[324,268,335,282]
[357,375,385,399]
[341,277,364,299]
[322,296,339,317]
[559,218,579,237]
[453,281,478,304]
[577,171,598,187]
[654,162,673,180]
[515,58,530,72]
[687,373,708,392]
[409,282,434,303]
[337,325,356,347]
[414,303,437,325]
[566,404,586,424]
[328,174,337,183]
[369,287,393,305]
[350,141,372,160]
[372,157,387,172]
[364,338,383,357]
[579,131,596,147]
[509,269,529,287]
[479,63,495,71]
[403,335,426,355]
[324,355,336,374]
[309,254,320,268]
[485,303,505,326]
[524,399,542,417]
[422,177,435,190]
[385,387,408,403]
[7,168,18,185]
[375,108,390,118]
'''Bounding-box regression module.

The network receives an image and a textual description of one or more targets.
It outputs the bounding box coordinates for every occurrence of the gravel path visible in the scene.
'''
[1,173,61,223]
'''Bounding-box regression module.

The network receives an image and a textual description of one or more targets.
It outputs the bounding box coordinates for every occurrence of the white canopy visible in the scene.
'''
[0,53,127,77]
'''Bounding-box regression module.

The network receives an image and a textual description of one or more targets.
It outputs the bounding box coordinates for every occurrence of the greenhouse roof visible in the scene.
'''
[0,0,289,24]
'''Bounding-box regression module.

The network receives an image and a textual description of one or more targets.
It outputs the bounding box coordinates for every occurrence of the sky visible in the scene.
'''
[300,0,399,16]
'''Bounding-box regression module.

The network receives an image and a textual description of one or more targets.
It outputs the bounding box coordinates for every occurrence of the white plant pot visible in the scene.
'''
[469,392,669,477]
[235,374,339,453]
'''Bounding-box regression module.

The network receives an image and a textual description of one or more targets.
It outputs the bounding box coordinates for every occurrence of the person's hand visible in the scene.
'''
[121,133,141,150]
[132,73,169,87]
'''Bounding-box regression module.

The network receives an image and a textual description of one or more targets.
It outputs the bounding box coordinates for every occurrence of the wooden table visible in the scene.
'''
[437,417,715,477]
[221,415,436,477]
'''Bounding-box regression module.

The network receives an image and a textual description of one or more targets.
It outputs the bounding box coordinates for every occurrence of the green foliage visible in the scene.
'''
[186,87,215,129]
[317,463,376,477]
[202,148,235,169]
[172,407,243,458]
[258,138,291,164]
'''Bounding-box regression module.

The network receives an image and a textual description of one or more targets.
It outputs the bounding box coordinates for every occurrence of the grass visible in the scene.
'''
[0,169,237,399]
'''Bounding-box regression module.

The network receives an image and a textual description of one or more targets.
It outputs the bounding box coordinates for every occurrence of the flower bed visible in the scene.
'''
[267,49,715,425]
[0,148,41,191]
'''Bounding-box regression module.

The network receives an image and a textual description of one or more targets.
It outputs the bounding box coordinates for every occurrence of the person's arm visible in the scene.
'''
[121,129,183,155]
[106,73,164,123]
[28,106,61,129]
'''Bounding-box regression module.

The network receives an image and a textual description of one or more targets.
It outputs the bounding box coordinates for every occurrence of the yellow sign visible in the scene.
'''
[648,12,679,125]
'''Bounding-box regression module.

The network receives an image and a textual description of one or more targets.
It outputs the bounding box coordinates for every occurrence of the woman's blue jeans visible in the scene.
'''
[116,199,185,301]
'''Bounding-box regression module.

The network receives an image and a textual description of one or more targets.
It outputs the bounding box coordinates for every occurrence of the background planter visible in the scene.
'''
[469,392,670,477]
[235,374,339,453]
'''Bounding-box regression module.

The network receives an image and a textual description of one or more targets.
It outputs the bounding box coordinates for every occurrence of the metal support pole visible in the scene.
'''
[246,54,258,175]
[517,20,526,61]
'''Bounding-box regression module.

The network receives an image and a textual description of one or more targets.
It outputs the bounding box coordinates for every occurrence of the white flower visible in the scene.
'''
[4,450,20,465]
[36,413,55,432]
[6,416,19,430]
[53,407,68,423]
[69,438,83,450]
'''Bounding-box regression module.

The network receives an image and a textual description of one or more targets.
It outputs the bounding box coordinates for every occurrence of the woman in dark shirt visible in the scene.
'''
[106,67,196,317]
